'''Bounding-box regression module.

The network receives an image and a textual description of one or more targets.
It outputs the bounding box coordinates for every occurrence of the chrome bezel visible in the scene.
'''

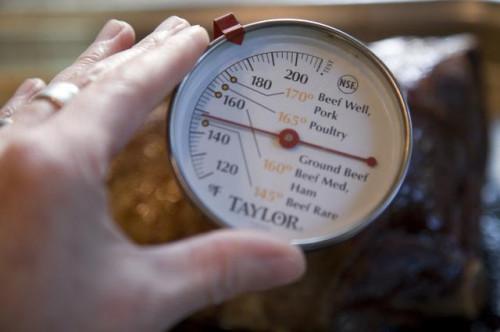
[167,19,412,250]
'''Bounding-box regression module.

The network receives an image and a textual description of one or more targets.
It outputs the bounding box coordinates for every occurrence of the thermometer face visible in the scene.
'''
[168,20,411,249]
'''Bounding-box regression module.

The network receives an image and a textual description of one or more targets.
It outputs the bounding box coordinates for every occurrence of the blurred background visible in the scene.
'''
[1,1,500,331]
[0,0,499,110]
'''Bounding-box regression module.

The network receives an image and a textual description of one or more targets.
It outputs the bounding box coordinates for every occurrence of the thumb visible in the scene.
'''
[144,230,305,325]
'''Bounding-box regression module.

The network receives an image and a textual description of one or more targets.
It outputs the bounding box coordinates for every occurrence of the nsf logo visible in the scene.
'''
[337,75,359,94]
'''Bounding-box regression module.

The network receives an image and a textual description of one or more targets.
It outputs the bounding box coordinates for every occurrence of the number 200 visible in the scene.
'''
[284,69,309,84]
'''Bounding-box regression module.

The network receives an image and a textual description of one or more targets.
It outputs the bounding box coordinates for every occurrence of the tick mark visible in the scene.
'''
[199,172,214,180]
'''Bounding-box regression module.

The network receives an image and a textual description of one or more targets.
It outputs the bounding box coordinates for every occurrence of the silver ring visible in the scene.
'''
[33,82,80,110]
[0,117,13,129]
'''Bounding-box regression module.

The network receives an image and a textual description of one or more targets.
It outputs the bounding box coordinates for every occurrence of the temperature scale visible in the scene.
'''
[168,14,412,249]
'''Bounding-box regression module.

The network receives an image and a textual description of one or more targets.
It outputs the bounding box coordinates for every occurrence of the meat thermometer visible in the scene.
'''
[168,14,412,249]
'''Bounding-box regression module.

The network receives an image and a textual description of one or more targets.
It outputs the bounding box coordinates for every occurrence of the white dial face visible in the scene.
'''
[169,21,411,248]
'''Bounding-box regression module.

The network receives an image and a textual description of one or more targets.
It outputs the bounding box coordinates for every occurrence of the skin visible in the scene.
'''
[0,17,305,331]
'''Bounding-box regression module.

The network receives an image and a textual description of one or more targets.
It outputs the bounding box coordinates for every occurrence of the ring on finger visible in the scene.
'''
[0,117,13,129]
[32,82,80,110]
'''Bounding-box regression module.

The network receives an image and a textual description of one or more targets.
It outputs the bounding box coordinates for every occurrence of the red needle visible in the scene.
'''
[202,113,377,167]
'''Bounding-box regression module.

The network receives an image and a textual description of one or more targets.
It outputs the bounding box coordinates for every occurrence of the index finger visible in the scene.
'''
[45,23,209,173]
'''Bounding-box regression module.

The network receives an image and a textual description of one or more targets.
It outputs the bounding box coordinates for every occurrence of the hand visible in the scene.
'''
[0,17,305,332]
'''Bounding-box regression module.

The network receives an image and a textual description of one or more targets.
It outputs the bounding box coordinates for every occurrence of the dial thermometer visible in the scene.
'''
[168,14,412,249]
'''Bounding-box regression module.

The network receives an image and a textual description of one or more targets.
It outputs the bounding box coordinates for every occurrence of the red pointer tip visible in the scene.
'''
[366,157,377,167]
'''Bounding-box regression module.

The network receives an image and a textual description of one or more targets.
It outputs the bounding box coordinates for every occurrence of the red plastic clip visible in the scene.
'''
[213,13,245,45]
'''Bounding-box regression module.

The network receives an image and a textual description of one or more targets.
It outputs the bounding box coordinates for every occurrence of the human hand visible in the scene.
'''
[0,17,305,331]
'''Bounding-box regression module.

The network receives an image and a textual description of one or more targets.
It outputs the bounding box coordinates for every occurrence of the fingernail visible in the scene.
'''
[95,19,125,42]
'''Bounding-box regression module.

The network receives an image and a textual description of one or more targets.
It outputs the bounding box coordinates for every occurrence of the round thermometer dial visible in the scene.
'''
[168,19,412,249]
